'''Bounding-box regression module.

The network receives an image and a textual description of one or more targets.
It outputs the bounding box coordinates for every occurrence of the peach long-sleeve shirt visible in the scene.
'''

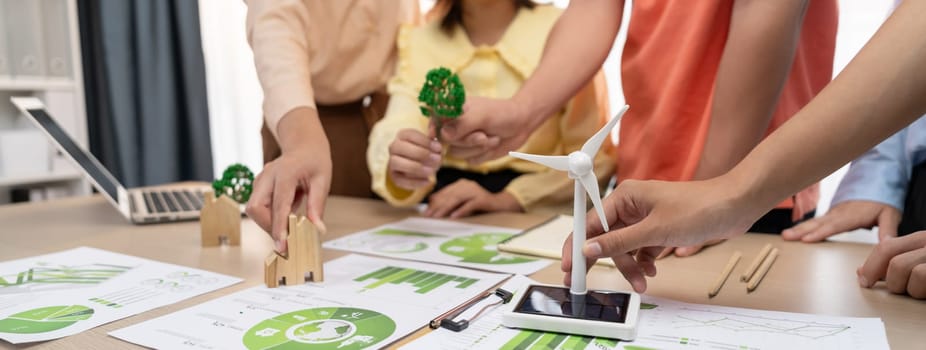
[245,0,418,139]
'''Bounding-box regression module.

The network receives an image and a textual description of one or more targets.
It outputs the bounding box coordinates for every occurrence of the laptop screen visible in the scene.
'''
[25,108,121,202]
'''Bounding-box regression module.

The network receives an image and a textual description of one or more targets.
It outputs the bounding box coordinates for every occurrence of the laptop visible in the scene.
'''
[11,96,212,224]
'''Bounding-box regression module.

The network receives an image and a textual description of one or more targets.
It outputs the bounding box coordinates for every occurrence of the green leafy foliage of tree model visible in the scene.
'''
[212,163,254,204]
[418,67,465,137]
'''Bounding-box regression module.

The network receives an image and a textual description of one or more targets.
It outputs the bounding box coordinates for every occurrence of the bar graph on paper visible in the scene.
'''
[314,255,506,314]
[500,330,617,350]
[353,266,480,294]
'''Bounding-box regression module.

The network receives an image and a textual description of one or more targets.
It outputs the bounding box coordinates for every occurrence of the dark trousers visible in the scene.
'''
[749,208,815,234]
[898,160,926,236]
[428,168,523,202]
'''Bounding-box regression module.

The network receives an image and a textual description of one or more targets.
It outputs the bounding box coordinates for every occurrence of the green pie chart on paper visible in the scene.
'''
[374,242,428,253]
[243,307,395,350]
[0,305,93,334]
[371,229,438,253]
[440,233,535,264]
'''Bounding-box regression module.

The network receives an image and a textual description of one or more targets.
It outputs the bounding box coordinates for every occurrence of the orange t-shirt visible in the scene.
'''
[618,0,837,218]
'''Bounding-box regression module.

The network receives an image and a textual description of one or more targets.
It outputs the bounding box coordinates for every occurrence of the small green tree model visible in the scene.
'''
[212,164,254,204]
[418,67,465,139]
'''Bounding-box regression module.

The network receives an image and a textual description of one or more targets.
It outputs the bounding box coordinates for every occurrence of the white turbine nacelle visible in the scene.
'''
[567,151,592,178]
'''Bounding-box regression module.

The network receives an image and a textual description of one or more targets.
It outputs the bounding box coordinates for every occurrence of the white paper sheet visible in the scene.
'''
[626,295,889,350]
[404,276,890,350]
[110,254,510,349]
[324,218,552,275]
[0,247,241,344]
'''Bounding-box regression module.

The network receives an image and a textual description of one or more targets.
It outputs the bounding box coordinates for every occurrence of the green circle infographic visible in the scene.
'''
[374,241,428,253]
[243,307,396,350]
[367,229,437,253]
[0,305,93,334]
[440,233,535,264]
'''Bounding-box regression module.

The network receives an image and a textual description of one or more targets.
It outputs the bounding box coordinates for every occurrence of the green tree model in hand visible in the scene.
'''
[418,67,465,140]
[213,164,254,204]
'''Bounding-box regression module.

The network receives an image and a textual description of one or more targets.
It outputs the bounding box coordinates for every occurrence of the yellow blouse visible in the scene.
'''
[367,5,614,211]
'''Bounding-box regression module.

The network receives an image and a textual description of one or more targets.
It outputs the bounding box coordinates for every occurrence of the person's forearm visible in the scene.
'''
[276,107,329,154]
[727,0,926,213]
[247,0,319,141]
[512,0,623,131]
[694,0,808,179]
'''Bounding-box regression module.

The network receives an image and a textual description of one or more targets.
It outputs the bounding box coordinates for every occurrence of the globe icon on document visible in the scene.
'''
[243,307,395,350]
[287,319,355,343]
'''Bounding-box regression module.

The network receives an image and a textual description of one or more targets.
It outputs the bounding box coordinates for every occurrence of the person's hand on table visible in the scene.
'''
[440,96,540,164]
[424,179,522,219]
[561,178,761,293]
[782,200,901,242]
[388,129,442,190]
[858,231,926,299]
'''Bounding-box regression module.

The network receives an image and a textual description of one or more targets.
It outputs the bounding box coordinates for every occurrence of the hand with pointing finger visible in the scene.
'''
[561,178,762,293]
[246,108,331,254]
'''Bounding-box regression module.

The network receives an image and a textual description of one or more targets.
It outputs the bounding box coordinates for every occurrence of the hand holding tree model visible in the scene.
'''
[213,164,254,204]
[418,67,465,140]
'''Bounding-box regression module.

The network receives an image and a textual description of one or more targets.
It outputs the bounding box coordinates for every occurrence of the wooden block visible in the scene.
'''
[264,214,324,288]
[264,253,278,288]
[199,191,241,246]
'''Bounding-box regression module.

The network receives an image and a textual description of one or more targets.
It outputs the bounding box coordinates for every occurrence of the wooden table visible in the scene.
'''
[1,195,923,349]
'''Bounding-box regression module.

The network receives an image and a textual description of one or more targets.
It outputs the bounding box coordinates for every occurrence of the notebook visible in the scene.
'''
[498,214,616,267]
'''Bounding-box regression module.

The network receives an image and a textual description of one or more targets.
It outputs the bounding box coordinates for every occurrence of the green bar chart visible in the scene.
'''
[499,329,619,350]
[353,266,480,294]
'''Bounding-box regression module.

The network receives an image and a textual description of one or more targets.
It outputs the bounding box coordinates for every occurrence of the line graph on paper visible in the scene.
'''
[669,307,851,339]
[623,299,888,350]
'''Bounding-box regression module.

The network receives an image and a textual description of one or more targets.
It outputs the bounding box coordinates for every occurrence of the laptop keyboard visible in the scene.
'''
[142,189,205,214]
[183,190,204,210]
[161,191,179,212]
[172,191,193,211]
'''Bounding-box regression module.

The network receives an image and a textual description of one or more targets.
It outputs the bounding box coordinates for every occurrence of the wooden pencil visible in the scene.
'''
[708,251,741,298]
[741,243,773,282]
[746,248,779,292]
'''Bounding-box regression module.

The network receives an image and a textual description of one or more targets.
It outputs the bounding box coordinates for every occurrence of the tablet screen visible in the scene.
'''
[512,285,630,323]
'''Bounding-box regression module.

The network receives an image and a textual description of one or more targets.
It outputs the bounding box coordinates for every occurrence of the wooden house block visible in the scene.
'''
[199,191,241,246]
[264,214,323,288]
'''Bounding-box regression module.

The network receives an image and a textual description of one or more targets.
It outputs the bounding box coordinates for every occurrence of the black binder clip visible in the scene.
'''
[429,288,513,332]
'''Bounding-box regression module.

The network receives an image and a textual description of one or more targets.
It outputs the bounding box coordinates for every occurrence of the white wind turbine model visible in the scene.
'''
[509,105,628,296]
[503,105,639,340]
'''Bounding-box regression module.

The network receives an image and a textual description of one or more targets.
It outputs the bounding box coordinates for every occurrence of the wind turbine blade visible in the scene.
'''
[581,105,629,157]
[579,172,609,232]
[508,152,570,171]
